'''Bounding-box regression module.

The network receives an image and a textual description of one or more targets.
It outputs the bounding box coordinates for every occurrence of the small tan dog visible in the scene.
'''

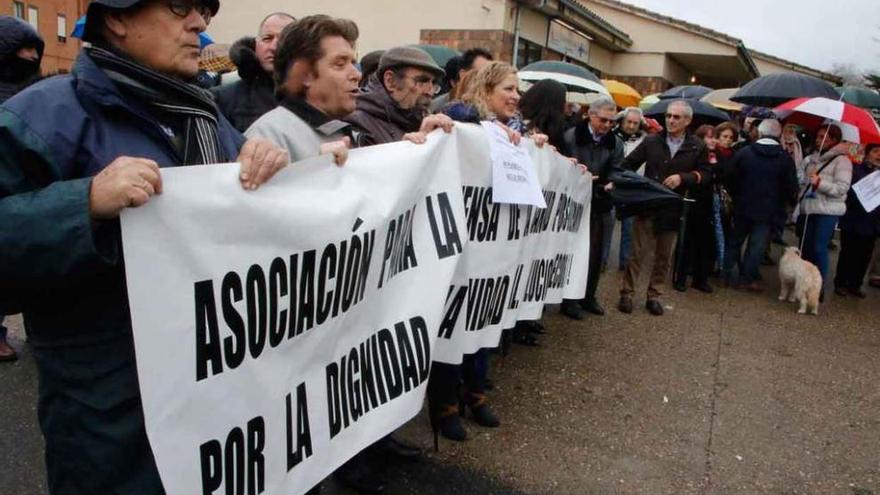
[778,246,822,315]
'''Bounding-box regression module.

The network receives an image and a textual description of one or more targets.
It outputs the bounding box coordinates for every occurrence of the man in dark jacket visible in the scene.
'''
[212,12,294,131]
[723,119,799,290]
[0,1,288,492]
[346,46,454,147]
[562,96,624,318]
[430,48,492,112]
[723,119,798,291]
[0,15,44,361]
[0,16,43,104]
[618,100,709,316]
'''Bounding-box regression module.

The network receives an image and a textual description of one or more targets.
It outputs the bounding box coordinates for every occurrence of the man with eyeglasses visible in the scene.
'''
[561,96,624,319]
[0,0,290,492]
[346,46,454,147]
[618,100,709,316]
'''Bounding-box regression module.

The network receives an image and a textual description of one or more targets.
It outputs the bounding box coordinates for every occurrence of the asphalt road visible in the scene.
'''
[2,236,878,494]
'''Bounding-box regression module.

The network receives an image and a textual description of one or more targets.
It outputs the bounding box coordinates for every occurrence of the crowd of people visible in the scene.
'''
[1,1,879,494]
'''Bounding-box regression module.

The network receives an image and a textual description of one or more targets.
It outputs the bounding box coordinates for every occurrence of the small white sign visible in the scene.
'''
[482,122,547,208]
[853,170,880,213]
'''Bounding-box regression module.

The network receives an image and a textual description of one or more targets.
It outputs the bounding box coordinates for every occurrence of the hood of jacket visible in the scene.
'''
[0,16,44,60]
[752,138,786,158]
[0,16,44,85]
[229,36,270,82]
[354,75,424,132]
[815,147,846,164]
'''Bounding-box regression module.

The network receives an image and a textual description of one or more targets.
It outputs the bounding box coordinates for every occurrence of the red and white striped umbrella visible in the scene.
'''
[774,97,880,144]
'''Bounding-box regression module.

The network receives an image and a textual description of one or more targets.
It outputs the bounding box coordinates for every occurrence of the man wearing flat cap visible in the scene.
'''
[346,45,454,147]
[0,0,289,492]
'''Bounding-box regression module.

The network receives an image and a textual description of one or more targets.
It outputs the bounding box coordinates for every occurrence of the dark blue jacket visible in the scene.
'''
[0,50,243,494]
[839,162,880,237]
[726,140,799,227]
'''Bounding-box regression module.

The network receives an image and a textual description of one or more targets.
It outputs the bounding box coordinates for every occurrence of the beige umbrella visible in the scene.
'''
[701,88,744,112]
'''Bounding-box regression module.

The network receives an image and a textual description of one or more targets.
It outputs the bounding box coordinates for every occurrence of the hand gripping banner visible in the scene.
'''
[120,124,591,494]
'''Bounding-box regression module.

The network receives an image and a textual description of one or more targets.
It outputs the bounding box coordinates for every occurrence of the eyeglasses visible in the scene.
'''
[591,116,613,125]
[665,113,685,120]
[167,0,213,25]
[404,75,441,95]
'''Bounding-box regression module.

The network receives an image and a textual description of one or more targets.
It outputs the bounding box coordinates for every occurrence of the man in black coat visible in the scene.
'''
[722,119,798,290]
[212,12,294,132]
[562,96,624,318]
[0,15,43,362]
[618,100,709,316]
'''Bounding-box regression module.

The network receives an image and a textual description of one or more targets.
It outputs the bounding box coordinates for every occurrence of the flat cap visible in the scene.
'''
[377,46,444,80]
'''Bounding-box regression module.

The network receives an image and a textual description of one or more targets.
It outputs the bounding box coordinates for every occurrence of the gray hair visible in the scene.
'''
[667,100,693,119]
[589,96,617,115]
[758,119,782,139]
[619,107,643,121]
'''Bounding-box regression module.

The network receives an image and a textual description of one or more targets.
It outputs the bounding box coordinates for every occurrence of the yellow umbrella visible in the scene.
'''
[602,79,642,108]
[700,88,744,112]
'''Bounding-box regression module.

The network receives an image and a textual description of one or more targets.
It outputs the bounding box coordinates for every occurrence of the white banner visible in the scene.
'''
[121,125,591,495]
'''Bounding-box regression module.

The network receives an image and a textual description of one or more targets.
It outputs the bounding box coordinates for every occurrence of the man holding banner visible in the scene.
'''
[0,0,288,492]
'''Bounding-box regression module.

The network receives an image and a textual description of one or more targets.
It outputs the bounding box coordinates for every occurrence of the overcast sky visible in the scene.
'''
[623,0,880,73]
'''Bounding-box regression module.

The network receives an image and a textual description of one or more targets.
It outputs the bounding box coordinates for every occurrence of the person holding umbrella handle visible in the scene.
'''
[797,124,853,298]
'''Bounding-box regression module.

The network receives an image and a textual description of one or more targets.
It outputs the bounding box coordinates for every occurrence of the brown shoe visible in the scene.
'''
[0,339,18,362]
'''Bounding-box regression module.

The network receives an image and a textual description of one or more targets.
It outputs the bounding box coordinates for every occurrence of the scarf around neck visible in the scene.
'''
[88,46,222,165]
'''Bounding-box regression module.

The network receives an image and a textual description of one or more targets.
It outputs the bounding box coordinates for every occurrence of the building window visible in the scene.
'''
[27,5,38,31]
[57,14,67,43]
[516,38,543,69]
[13,1,25,19]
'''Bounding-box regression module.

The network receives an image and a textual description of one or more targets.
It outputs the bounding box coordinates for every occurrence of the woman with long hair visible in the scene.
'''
[519,78,568,150]
[430,61,548,446]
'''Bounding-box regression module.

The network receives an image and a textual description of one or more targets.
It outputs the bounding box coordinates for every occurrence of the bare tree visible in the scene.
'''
[830,63,866,87]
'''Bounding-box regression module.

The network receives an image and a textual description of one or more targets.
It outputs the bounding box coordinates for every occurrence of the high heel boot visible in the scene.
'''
[463,392,500,428]
[429,403,467,451]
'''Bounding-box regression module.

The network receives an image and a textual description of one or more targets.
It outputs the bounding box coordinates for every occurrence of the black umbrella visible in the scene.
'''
[731,72,838,108]
[643,98,731,126]
[659,85,712,100]
[610,170,683,220]
[610,171,695,284]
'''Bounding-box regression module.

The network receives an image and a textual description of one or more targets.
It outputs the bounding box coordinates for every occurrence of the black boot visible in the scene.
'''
[429,404,467,450]
[560,299,584,320]
[579,298,605,316]
[464,393,500,427]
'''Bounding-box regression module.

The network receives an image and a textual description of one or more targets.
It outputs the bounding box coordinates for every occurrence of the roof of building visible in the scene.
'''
[749,48,842,84]
[560,0,632,46]
[583,0,840,83]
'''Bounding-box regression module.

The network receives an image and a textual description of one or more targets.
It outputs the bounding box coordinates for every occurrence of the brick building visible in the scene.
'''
[208,0,840,95]
[7,0,88,74]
